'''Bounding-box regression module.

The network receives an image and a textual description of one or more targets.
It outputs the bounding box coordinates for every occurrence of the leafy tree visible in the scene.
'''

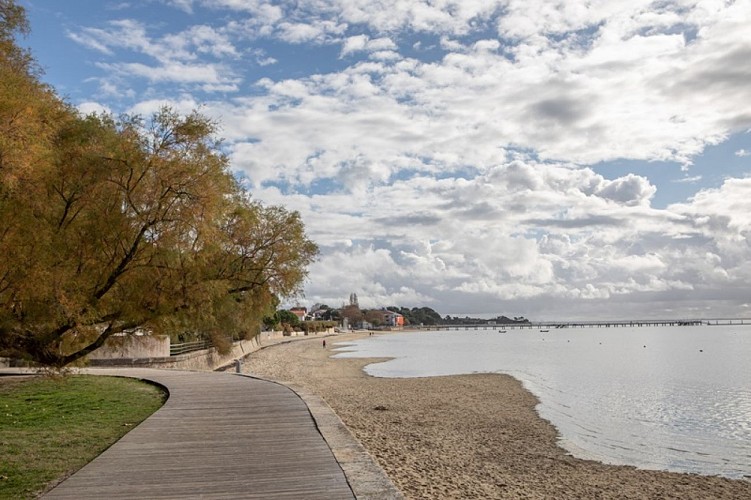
[263,309,305,331]
[411,307,442,325]
[340,304,363,326]
[301,320,337,334]
[263,315,279,331]
[0,2,318,367]
[275,310,301,328]
[363,309,384,327]
[314,305,340,321]
[386,306,441,326]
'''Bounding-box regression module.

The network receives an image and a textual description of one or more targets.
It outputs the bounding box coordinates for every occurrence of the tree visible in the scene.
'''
[0,2,318,367]
[276,310,301,328]
[386,306,441,325]
[340,304,363,326]
[321,307,341,321]
[364,309,384,327]
[301,319,337,334]
[1,0,66,205]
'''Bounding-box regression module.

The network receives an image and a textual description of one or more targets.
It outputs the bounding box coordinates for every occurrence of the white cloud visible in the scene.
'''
[80,2,750,173]
[97,61,238,88]
[127,96,202,117]
[672,175,703,184]
[165,0,194,14]
[341,35,398,57]
[66,31,113,55]
[77,101,112,115]
[61,0,751,318]
[69,20,157,59]
[439,37,464,51]
[736,149,750,157]
[249,161,751,318]
[68,19,241,93]
[163,25,240,59]
[595,174,656,206]
[256,56,277,66]
[191,1,750,192]
[277,20,347,44]
[340,34,369,56]
[671,177,751,237]
[472,39,500,52]
[335,0,501,35]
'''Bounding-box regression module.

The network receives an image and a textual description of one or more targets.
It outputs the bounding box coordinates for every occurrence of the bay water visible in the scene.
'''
[332,325,751,479]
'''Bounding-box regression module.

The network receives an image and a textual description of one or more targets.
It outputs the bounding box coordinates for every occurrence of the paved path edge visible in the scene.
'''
[235,373,404,500]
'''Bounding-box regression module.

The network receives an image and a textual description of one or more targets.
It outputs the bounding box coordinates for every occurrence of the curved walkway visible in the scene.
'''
[43,368,355,499]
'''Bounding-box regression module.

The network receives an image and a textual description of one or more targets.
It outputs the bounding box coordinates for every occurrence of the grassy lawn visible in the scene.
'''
[0,375,166,499]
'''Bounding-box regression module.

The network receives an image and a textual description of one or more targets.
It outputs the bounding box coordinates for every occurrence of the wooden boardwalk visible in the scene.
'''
[43,368,355,499]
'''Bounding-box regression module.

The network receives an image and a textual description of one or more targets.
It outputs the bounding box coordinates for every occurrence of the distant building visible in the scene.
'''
[382,310,404,327]
[289,307,307,322]
[309,307,327,320]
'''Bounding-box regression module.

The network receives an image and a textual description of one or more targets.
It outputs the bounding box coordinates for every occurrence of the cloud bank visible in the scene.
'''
[59,0,751,318]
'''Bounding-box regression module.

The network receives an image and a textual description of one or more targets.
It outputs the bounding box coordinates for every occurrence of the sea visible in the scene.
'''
[332,325,751,480]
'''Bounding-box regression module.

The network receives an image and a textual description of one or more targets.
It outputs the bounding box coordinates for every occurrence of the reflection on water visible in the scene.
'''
[333,326,751,479]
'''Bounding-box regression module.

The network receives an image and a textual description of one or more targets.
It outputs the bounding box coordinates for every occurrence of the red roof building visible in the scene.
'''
[382,310,404,327]
[289,307,307,321]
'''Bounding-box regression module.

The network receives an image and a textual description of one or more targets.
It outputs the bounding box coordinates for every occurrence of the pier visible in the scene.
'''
[411,318,750,331]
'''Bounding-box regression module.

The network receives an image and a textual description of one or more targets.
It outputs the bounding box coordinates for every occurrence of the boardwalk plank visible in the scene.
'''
[43,369,355,499]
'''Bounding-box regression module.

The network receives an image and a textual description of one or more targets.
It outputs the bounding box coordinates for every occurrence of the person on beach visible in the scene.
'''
[323,339,326,348]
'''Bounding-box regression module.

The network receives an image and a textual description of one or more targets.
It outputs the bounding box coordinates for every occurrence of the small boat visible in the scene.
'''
[540,329,549,333]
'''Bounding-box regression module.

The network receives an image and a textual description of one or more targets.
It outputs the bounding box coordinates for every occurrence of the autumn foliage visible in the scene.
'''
[0,1,318,366]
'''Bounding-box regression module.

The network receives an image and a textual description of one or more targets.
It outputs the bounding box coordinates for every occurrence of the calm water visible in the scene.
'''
[333,326,751,479]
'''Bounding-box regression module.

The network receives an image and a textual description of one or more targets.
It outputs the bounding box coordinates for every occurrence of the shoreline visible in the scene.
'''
[245,331,751,499]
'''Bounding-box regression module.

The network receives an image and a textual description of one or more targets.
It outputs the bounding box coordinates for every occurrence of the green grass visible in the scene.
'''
[0,375,166,499]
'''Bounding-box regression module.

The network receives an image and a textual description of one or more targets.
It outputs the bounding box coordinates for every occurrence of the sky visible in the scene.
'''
[18,0,751,320]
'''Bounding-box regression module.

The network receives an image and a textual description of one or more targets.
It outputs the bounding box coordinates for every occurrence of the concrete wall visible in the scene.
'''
[88,334,170,359]
[87,328,335,371]
[88,336,260,371]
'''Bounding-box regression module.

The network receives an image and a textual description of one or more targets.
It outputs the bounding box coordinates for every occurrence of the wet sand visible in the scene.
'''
[245,332,751,499]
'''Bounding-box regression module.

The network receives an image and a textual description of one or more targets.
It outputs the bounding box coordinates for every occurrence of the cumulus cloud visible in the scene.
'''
[127,96,203,117]
[68,18,241,94]
[199,1,749,190]
[97,61,237,87]
[251,158,751,318]
[90,1,751,176]
[61,0,751,318]
[277,20,347,44]
[165,0,194,14]
[595,174,656,206]
[77,101,112,115]
[341,35,397,57]
[164,25,240,59]
[672,175,702,184]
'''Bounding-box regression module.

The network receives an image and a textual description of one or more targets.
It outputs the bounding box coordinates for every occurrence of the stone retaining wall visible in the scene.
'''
[87,328,334,371]
[88,336,263,371]
[87,334,170,359]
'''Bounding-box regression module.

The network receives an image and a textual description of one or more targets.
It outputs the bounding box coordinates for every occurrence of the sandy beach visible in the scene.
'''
[245,332,751,499]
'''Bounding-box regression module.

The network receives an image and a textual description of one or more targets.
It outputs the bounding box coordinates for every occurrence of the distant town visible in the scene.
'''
[274,293,530,331]
[275,294,751,332]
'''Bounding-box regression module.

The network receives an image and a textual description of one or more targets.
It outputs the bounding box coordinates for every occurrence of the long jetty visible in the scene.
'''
[412,318,750,331]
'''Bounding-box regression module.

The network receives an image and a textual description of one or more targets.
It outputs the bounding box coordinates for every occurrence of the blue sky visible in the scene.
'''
[18,0,751,319]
